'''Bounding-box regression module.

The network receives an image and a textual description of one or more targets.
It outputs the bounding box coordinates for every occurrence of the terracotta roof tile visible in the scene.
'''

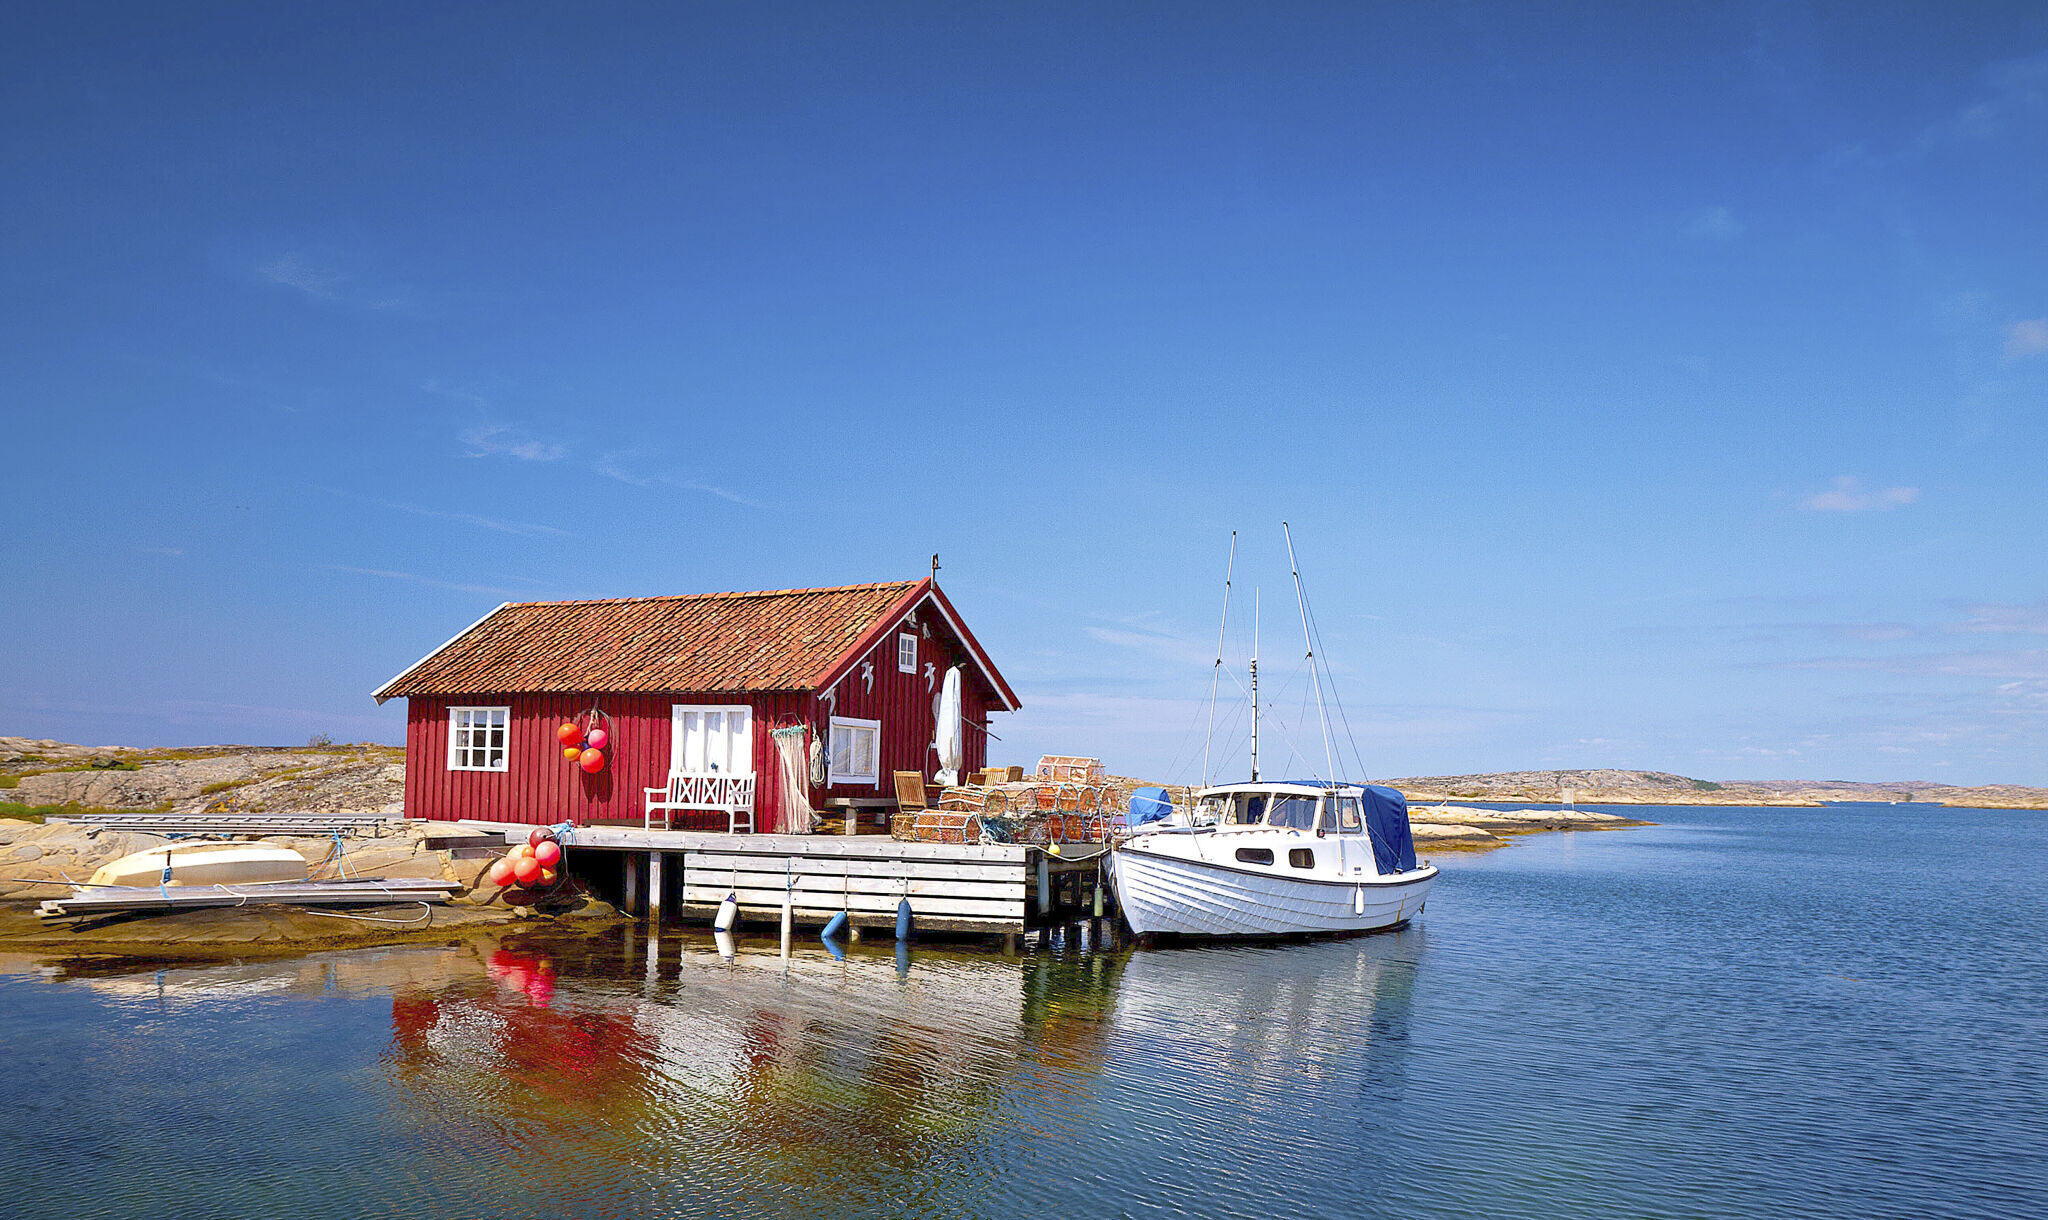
[376,581,922,699]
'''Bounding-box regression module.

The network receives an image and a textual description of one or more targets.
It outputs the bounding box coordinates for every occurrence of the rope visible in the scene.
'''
[296,902,436,926]
[330,831,358,880]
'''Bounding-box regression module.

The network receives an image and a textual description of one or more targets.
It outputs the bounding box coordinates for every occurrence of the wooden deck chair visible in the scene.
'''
[893,771,931,812]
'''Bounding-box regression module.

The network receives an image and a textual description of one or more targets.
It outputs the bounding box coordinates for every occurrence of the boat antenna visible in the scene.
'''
[1284,522,1340,785]
[1200,531,1237,788]
[1250,587,1260,782]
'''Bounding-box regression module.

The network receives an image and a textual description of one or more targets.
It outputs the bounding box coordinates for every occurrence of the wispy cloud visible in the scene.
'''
[1799,475,1919,512]
[595,449,755,505]
[1680,205,1743,241]
[1907,49,2048,154]
[254,247,417,311]
[140,546,185,557]
[325,565,534,597]
[258,251,349,302]
[1776,649,2048,681]
[460,423,566,462]
[2004,318,2048,361]
[378,497,569,537]
[1953,600,2048,636]
[1083,625,1217,671]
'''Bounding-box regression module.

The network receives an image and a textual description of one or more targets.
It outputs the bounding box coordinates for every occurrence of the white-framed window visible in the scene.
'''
[897,632,918,673]
[671,705,754,776]
[448,706,509,772]
[828,716,881,786]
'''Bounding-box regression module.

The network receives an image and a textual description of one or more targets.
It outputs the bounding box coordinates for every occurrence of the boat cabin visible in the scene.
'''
[1171,781,1419,875]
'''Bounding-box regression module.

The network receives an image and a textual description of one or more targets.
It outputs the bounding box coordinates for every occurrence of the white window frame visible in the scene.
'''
[669,704,755,777]
[897,632,918,673]
[828,716,882,787]
[447,706,509,772]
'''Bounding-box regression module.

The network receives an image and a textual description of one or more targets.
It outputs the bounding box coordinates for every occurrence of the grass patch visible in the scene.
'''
[198,778,257,796]
[1690,779,1724,792]
[0,775,16,790]
[0,799,174,824]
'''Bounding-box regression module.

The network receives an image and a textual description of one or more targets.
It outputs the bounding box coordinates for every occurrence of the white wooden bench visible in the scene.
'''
[644,772,757,834]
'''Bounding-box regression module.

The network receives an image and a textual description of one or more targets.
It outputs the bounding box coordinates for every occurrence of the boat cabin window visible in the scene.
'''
[1289,848,1315,869]
[1265,796,1318,830]
[1231,795,1267,826]
[1235,847,1274,865]
[1193,795,1230,824]
[1323,797,1363,835]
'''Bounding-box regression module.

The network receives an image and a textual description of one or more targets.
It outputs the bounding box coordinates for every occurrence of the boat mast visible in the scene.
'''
[1201,532,1237,788]
[1284,521,1340,784]
[1250,588,1260,782]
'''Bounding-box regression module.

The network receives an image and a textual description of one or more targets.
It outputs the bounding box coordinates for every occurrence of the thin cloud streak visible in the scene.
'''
[325,565,532,597]
[2004,318,2048,361]
[1800,475,1919,512]
[460,423,566,462]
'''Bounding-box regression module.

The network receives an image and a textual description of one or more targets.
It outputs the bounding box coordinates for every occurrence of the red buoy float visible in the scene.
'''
[579,749,605,774]
[556,722,582,746]
[586,727,609,751]
[512,856,542,886]
[534,840,562,867]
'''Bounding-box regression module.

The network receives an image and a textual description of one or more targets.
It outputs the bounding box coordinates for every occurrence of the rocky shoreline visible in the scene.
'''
[0,814,623,960]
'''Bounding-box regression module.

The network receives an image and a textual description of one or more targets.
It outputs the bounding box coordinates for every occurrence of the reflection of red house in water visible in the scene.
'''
[373,579,1020,831]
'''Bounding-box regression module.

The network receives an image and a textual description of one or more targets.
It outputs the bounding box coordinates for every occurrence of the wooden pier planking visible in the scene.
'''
[456,820,1075,933]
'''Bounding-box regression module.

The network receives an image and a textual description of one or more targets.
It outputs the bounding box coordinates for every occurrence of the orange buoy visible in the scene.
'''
[487,858,514,887]
[534,840,562,867]
[556,722,581,745]
[512,856,542,885]
[579,749,605,774]
[563,746,582,762]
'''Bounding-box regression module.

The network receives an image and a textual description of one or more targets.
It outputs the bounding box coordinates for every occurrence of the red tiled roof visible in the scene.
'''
[374,581,924,700]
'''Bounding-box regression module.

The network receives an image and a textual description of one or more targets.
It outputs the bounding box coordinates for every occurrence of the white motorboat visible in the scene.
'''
[1107,525,1437,938]
[1109,781,1435,936]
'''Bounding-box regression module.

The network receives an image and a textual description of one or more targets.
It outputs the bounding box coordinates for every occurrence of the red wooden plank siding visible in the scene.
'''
[400,591,1002,829]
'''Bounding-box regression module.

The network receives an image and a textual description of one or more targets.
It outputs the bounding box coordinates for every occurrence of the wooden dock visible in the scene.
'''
[459,822,1109,934]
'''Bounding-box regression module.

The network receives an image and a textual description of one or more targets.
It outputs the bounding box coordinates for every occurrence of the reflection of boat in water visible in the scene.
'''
[1110,781,1435,936]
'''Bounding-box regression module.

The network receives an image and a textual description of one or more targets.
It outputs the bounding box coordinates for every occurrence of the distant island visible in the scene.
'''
[1385,768,2048,810]
[4,739,2044,817]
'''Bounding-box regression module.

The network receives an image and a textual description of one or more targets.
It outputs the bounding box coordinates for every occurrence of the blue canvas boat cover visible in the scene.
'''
[1362,784,1417,874]
[1129,786,1173,826]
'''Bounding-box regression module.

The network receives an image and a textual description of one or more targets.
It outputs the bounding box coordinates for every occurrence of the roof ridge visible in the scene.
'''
[504,580,919,609]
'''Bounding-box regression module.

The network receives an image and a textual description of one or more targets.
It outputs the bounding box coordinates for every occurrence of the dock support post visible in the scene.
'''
[648,852,664,923]
[779,859,794,958]
[1036,853,1051,917]
[624,854,640,916]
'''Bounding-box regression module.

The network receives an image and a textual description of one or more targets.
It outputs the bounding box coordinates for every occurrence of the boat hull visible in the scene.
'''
[88,842,311,889]
[1109,841,1435,937]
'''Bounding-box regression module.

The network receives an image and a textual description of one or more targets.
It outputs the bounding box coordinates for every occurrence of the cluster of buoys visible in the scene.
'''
[488,826,565,891]
[557,720,609,773]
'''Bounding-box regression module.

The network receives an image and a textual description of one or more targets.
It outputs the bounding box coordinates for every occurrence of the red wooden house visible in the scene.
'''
[372,579,1020,831]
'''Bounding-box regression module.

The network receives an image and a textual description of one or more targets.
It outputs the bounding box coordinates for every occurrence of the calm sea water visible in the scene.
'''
[5,804,2045,1220]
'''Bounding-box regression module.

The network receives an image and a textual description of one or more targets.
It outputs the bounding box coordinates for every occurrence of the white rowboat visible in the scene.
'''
[88,842,311,889]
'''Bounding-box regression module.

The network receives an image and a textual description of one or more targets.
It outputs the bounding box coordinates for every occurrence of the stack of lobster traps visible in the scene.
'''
[896,756,1135,845]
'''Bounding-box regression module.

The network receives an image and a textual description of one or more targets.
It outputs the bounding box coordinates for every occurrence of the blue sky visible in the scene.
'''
[4,4,2044,785]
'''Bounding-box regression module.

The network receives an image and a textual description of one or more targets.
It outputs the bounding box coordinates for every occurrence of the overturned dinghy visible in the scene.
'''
[87,841,311,889]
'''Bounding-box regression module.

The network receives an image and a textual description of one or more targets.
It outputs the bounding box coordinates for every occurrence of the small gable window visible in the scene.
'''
[448,706,509,772]
[898,632,918,673]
